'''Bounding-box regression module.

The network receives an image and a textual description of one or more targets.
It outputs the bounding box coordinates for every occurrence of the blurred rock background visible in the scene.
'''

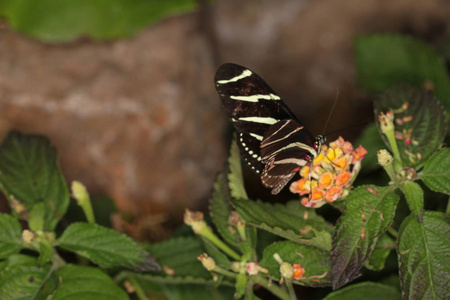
[0,0,448,239]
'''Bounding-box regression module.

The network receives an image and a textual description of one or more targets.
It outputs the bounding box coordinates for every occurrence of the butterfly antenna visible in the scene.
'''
[321,88,340,136]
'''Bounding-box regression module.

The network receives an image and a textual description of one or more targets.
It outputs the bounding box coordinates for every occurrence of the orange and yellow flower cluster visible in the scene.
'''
[290,137,367,208]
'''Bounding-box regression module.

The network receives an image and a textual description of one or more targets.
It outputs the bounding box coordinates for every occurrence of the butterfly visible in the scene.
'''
[215,63,325,194]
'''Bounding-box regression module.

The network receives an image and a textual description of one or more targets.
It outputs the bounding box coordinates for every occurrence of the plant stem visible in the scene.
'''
[284,279,298,300]
[214,266,238,278]
[251,276,290,300]
[200,228,241,260]
[387,226,399,239]
[128,276,148,300]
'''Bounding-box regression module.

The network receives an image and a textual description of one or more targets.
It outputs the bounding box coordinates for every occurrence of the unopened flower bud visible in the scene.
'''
[378,111,394,133]
[197,253,216,271]
[22,229,35,244]
[377,149,393,166]
[184,209,207,234]
[279,262,294,279]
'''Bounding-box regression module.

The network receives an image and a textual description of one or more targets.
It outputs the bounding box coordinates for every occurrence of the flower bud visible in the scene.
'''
[377,149,393,166]
[197,253,216,271]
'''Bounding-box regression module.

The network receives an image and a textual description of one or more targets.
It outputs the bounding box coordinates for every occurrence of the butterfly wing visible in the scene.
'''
[215,63,301,173]
[215,63,317,194]
[260,119,317,194]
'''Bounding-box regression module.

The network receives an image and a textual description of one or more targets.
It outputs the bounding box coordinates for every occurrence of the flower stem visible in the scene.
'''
[251,276,290,300]
[200,228,241,261]
[387,226,399,239]
[284,279,298,300]
[214,266,238,278]
[128,276,148,300]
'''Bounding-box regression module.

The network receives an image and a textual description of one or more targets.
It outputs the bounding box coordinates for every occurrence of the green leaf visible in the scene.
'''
[146,236,210,279]
[233,199,333,251]
[331,185,399,289]
[0,132,69,231]
[397,211,450,299]
[364,233,395,271]
[0,0,197,43]
[324,282,401,300]
[356,34,450,109]
[57,222,159,270]
[156,284,233,300]
[259,241,331,287]
[37,237,54,266]
[28,202,47,232]
[0,257,50,300]
[0,213,23,259]
[374,86,447,168]
[235,272,247,298]
[209,171,238,247]
[399,181,423,221]
[52,264,128,300]
[355,123,384,173]
[228,138,248,200]
[420,148,450,195]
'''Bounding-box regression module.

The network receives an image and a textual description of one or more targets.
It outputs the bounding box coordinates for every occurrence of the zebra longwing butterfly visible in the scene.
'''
[215,63,325,195]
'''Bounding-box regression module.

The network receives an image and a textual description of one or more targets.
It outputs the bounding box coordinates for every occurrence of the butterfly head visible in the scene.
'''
[314,135,326,153]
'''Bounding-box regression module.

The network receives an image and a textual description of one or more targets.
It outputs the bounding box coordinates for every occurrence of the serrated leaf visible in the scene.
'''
[0,0,197,43]
[228,138,248,200]
[233,199,333,251]
[331,185,399,289]
[399,181,423,221]
[364,233,395,271]
[324,282,401,300]
[146,236,210,279]
[374,86,447,168]
[0,259,50,300]
[356,34,450,109]
[0,132,69,231]
[397,211,450,299]
[259,241,331,287]
[209,171,238,247]
[51,264,128,300]
[420,148,450,195]
[0,213,23,259]
[57,222,159,270]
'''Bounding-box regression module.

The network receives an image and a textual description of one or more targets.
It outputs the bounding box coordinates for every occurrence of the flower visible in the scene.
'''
[292,264,306,280]
[290,136,367,207]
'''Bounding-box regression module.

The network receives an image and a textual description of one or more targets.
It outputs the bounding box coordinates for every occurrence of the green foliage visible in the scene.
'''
[397,212,450,299]
[0,33,448,299]
[0,214,22,259]
[374,86,447,168]
[324,282,401,300]
[260,241,331,287]
[0,0,197,42]
[356,34,450,109]
[57,222,156,270]
[0,133,159,299]
[331,186,399,289]
[0,132,69,231]
[52,265,129,300]
[420,148,450,195]
[364,233,395,271]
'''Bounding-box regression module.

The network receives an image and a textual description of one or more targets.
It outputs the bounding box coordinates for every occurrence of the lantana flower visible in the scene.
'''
[290,136,367,208]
